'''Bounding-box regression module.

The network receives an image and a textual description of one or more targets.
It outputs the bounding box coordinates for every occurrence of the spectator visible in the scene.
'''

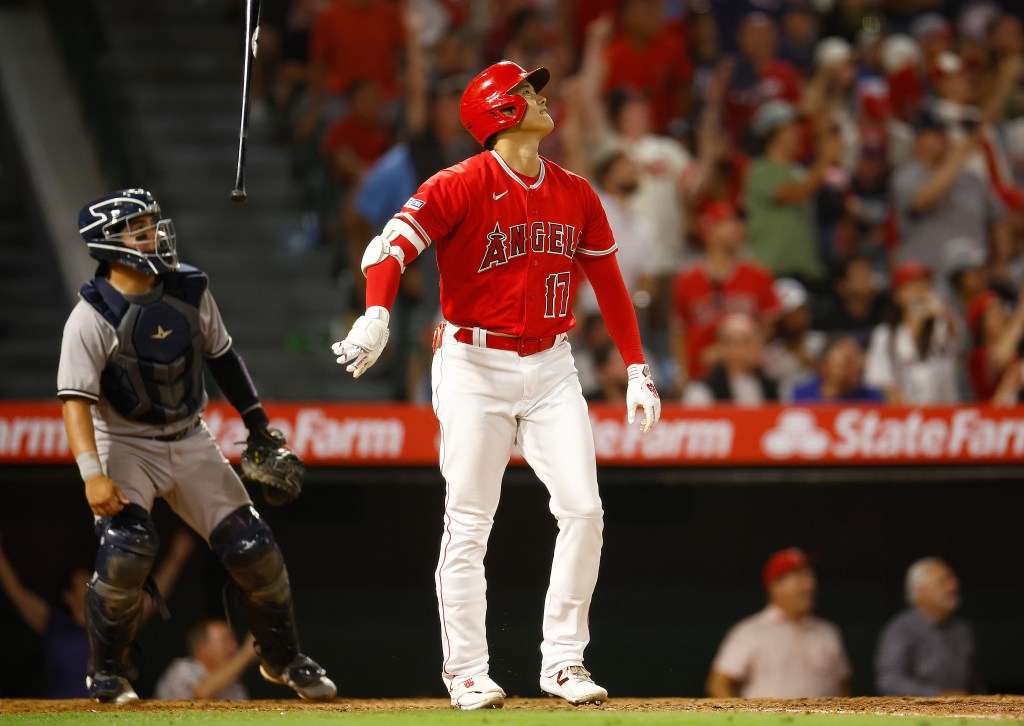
[724,13,802,144]
[763,278,827,400]
[967,290,1024,402]
[584,342,629,404]
[0,530,195,698]
[707,547,851,698]
[879,33,925,124]
[571,14,694,342]
[792,335,885,402]
[575,150,657,322]
[602,0,693,135]
[320,78,391,188]
[670,203,779,386]
[684,313,779,406]
[744,99,843,283]
[779,1,821,74]
[301,0,404,137]
[910,13,953,77]
[865,262,960,404]
[932,49,1024,217]
[683,60,750,220]
[891,107,1008,280]
[813,254,889,349]
[154,620,256,700]
[876,557,983,696]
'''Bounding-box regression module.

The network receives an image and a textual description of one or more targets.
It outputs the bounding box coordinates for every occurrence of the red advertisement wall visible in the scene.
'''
[3,401,1024,466]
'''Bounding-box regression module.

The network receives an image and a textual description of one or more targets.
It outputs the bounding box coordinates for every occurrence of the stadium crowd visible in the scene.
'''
[249,0,1024,404]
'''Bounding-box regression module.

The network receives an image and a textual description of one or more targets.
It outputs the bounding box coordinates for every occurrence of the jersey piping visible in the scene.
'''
[489,150,546,190]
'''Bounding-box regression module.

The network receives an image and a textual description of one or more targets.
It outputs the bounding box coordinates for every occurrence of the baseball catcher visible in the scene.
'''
[58,188,336,704]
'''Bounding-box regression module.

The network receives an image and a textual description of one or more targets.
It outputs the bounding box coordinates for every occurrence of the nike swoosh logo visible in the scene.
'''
[151,325,173,340]
[492,190,509,200]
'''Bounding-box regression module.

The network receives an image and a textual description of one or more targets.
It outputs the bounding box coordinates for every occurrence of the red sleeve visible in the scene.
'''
[577,253,644,365]
[576,180,617,257]
[394,169,466,250]
[365,257,402,311]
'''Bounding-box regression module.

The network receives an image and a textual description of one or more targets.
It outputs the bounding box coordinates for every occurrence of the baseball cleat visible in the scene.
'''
[86,673,139,704]
[260,654,337,700]
[540,665,608,705]
[449,673,506,710]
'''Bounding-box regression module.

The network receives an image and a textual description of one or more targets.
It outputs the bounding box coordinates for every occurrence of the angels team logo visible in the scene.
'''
[478,220,580,273]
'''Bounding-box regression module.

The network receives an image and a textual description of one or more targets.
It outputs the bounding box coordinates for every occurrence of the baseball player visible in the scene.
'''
[58,189,336,704]
[333,62,662,709]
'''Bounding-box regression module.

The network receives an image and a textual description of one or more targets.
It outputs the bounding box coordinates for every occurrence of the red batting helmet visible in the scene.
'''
[460,61,550,147]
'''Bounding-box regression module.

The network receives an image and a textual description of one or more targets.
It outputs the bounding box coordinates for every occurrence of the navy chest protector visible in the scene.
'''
[81,266,208,425]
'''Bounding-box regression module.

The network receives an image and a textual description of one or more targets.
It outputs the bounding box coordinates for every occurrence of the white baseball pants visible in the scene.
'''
[431,324,604,687]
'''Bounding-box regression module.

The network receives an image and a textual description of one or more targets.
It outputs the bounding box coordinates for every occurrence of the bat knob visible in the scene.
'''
[230,189,247,204]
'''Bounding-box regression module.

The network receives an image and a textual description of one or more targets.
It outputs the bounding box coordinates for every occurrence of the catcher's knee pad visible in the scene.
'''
[210,506,300,667]
[210,506,290,606]
[87,504,158,677]
[92,503,159,605]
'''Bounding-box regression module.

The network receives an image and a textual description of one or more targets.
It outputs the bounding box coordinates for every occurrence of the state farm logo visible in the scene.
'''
[762,410,830,459]
[761,407,1024,460]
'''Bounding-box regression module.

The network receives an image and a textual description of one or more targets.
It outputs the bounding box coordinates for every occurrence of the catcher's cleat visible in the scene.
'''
[540,665,608,705]
[449,673,506,710]
[260,654,337,700]
[87,673,139,704]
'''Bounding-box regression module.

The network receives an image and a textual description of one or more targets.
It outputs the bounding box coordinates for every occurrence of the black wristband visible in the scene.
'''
[242,406,269,432]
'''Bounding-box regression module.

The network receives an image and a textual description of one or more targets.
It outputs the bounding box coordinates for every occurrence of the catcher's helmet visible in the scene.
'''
[78,189,179,275]
[460,61,550,147]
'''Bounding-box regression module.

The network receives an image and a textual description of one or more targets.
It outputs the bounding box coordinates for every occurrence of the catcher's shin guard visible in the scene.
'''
[210,506,300,669]
[86,504,159,679]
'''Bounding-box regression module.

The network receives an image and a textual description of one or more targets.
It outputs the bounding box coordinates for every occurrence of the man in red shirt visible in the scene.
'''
[671,202,779,384]
[333,62,661,710]
[602,0,693,134]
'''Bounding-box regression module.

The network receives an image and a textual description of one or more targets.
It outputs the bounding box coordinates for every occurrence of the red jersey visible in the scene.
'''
[603,29,693,134]
[672,260,779,380]
[392,151,617,339]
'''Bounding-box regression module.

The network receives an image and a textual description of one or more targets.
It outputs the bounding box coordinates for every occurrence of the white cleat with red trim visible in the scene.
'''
[449,673,506,710]
[540,665,608,705]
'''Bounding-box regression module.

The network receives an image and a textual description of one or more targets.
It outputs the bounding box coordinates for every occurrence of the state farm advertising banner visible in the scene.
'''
[2,401,1024,467]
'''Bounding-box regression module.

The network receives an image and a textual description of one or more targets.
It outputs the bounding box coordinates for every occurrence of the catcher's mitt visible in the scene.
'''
[240,427,305,506]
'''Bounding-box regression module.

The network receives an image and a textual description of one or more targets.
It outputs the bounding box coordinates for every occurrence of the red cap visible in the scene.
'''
[966,290,998,334]
[699,201,737,241]
[891,261,932,289]
[763,547,810,586]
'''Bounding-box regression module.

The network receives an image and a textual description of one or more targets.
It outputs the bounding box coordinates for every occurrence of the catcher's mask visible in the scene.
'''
[78,188,179,275]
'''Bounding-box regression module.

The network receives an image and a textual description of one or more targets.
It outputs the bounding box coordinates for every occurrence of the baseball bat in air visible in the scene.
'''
[231,0,262,203]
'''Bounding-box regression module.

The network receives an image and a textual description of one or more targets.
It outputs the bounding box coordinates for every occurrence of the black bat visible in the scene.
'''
[231,0,261,203]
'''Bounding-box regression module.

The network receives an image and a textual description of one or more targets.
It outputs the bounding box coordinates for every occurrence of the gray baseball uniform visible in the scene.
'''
[57,278,251,539]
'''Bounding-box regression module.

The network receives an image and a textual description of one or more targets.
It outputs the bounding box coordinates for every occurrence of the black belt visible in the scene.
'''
[152,420,201,442]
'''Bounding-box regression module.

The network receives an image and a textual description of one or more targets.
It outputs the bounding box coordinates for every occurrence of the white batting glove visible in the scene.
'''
[626,363,661,434]
[332,306,390,378]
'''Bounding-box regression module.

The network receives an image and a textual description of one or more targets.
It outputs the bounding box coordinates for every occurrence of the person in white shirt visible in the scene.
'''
[865,261,960,404]
[707,548,851,698]
[155,620,256,700]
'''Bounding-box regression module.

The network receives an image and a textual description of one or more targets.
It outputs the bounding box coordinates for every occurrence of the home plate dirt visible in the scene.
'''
[2,696,1023,717]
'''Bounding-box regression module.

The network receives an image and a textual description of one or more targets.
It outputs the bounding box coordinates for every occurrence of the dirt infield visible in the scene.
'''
[2,696,1023,718]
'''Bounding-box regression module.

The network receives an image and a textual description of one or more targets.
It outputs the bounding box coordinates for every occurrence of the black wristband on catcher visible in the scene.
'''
[242,406,270,433]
